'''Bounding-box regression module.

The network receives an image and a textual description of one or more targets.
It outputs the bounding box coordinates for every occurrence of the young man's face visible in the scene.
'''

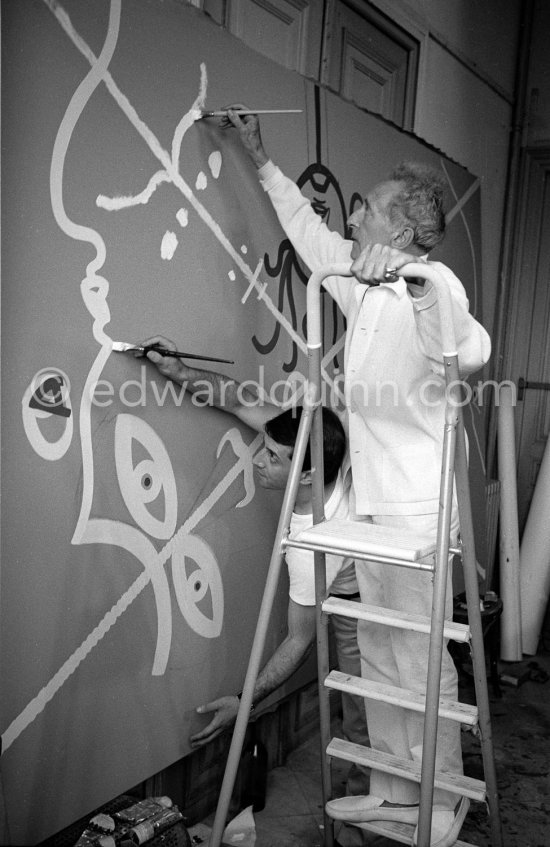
[253,434,293,490]
[347,180,401,259]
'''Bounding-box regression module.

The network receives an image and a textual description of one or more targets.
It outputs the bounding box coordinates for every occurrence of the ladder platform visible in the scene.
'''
[325,670,479,725]
[285,518,436,566]
[327,737,486,802]
[350,819,474,846]
[322,596,471,643]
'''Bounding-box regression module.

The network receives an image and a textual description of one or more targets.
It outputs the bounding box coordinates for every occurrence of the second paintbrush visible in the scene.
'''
[112,340,234,365]
[199,108,302,118]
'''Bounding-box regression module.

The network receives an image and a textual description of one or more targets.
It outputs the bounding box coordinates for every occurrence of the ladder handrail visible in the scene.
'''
[306,261,458,355]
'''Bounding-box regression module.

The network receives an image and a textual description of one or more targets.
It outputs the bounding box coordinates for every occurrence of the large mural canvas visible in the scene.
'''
[1,2,487,842]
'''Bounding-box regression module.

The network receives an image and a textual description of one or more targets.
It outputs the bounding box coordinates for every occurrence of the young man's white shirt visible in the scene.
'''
[287,469,357,605]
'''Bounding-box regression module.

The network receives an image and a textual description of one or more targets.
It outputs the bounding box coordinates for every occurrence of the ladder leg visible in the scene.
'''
[310,324,334,846]
[315,552,335,847]
[455,422,504,847]
[209,409,315,847]
[416,420,457,847]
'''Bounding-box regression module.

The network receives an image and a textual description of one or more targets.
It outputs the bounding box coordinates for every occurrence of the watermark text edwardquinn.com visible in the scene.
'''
[64,365,518,411]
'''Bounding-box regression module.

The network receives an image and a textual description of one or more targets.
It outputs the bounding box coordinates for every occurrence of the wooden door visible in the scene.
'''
[323,0,419,130]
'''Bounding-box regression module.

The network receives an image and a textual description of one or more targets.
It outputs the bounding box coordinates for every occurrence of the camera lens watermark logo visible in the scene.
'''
[22,368,73,461]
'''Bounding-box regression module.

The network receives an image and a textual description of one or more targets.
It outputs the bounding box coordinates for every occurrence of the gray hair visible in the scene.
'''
[387,161,447,252]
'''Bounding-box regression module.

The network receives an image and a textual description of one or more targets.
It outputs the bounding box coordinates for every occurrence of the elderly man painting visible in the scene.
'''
[221,106,491,847]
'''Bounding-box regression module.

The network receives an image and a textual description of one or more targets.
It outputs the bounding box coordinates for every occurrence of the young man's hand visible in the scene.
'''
[137,335,188,383]
[189,695,240,748]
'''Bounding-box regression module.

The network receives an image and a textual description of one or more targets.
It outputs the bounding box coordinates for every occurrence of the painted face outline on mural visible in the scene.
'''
[346,179,402,259]
[21,10,240,690]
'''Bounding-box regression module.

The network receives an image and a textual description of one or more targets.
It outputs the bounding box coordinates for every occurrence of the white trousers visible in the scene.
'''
[354,510,462,809]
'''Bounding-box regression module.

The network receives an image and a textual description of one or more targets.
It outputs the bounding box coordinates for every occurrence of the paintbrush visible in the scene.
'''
[112,341,234,365]
[199,108,302,118]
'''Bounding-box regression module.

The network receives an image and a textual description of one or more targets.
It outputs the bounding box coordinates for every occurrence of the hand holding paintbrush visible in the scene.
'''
[113,335,233,375]
[130,336,237,403]
[216,103,272,169]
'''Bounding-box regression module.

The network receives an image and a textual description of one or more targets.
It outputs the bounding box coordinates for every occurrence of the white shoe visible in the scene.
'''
[326,794,419,823]
[413,797,470,846]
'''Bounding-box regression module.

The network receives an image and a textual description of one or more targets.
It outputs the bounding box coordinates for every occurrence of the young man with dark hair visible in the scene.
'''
[264,405,346,486]
[140,336,369,810]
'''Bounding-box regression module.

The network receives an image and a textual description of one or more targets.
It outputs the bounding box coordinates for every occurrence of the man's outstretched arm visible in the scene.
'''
[189,599,316,748]
[139,334,277,432]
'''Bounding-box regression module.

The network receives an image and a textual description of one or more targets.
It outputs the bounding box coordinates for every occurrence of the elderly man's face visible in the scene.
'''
[347,180,401,259]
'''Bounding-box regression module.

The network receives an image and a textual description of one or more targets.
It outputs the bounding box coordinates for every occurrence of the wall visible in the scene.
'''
[1,1,486,842]
[526,0,550,145]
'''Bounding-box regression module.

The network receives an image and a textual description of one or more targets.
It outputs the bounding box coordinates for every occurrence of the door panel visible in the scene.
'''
[227,0,321,75]
[326,0,418,129]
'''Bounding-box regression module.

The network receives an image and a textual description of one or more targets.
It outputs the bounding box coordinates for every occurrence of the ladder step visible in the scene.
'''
[326,737,486,802]
[285,519,436,567]
[351,819,475,846]
[325,670,479,725]
[322,596,471,643]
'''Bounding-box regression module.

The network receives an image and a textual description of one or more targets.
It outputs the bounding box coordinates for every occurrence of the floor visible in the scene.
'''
[195,641,550,847]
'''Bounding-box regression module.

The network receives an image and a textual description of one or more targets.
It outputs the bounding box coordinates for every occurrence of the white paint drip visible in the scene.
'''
[161,230,178,260]
[176,208,188,227]
[195,171,207,190]
[172,69,208,166]
[240,244,248,254]
[208,150,222,179]
[228,270,236,281]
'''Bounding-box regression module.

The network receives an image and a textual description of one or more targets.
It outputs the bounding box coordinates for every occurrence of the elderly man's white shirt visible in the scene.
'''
[259,160,491,516]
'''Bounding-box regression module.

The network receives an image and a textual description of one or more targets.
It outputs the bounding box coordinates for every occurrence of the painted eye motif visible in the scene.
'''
[115,414,177,540]
[21,368,73,461]
[171,533,223,638]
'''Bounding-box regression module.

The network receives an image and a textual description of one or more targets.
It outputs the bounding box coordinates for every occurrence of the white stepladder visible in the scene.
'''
[208,262,503,847]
